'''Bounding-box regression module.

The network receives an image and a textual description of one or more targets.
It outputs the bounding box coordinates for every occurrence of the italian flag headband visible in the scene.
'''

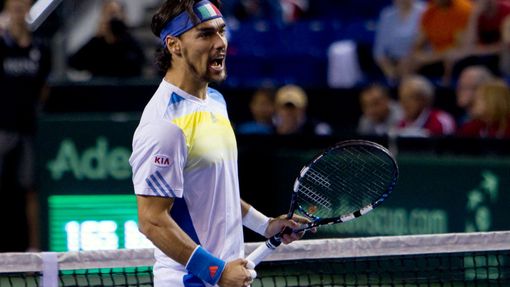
[160,0,223,45]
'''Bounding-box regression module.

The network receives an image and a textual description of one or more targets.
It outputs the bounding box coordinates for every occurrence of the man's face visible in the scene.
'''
[275,104,304,134]
[456,70,481,114]
[250,93,274,122]
[178,18,228,84]
[399,85,426,121]
[360,89,390,123]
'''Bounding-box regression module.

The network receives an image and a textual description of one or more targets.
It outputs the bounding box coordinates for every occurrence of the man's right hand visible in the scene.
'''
[218,259,253,287]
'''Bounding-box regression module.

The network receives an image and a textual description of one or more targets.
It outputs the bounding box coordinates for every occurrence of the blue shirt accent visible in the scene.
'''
[207,87,226,106]
[169,92,186,106]
[170,198,201,244]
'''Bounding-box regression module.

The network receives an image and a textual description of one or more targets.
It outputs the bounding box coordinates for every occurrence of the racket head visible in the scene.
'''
[288,140,398,228]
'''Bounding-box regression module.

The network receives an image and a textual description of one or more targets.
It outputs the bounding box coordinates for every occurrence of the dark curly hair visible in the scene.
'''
[151,0,222,73]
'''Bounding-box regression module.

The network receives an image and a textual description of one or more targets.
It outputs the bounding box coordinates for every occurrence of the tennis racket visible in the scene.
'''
[246,140,399,265]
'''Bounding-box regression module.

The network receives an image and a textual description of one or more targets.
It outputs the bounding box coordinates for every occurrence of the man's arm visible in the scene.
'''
[411,31,447,67]
[137,195,252,287]
[137,195,195,264]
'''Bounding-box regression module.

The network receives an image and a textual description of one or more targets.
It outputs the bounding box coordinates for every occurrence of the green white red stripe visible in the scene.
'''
[197,3,221,19]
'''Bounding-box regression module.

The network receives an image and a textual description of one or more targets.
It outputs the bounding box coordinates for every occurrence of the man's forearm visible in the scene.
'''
[139,210,197,265]
[137,196,197,265]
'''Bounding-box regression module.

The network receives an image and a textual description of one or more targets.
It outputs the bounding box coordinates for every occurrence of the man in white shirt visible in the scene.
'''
[129,1,305,286]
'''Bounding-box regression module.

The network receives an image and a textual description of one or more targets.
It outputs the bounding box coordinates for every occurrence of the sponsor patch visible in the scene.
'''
[153,154,171,167]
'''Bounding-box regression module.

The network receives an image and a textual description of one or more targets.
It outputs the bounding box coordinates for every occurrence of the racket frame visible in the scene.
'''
[246,140,399,265]
[287,140,399,232]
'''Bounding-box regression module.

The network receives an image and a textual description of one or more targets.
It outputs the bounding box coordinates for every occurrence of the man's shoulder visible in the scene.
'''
[134,117,184,143]
[207,87,226,105]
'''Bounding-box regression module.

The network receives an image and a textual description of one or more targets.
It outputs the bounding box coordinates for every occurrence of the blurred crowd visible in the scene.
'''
[373,0,510,86]
[235,0,510,139]
[236,68,510,139]
[1,0,510,252]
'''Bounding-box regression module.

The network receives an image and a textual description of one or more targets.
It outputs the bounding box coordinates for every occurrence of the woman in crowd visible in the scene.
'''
[458,79,510,138]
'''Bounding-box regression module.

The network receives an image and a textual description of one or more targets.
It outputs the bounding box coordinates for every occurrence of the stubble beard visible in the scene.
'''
[185,57,227,85]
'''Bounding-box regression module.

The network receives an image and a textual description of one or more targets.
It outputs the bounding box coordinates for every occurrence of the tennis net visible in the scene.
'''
[1,231,509,287]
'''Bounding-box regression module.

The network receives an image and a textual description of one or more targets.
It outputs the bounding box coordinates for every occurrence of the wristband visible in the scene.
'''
[185,246,226,285]
[243,206,270,236]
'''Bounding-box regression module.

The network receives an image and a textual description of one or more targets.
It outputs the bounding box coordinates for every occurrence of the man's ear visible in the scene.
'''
[166,36,182,56]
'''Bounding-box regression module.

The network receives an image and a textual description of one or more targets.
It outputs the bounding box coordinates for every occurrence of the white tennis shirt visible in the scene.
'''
[129,80,244,286]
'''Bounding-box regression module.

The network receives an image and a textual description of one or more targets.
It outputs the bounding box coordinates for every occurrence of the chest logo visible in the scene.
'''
[153,154,171,167]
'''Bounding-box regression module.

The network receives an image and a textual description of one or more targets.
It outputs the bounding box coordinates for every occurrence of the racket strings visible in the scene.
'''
[297,146,396,218]
[298,184,333,209]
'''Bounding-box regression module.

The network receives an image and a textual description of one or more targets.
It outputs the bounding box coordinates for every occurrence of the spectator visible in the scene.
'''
[499,11,510,76]
[237,87,275,135]
[0,0,51,251]
[458,79,510,138]
[68,0,145,78]
[274,84,332,135]
[410,0,473,85]
[280,0,309,23]
[228,0,283,23]
[397,75,456,136]
[455,0,510,76]
[357,84,403,136]
[455,65,493,125]
[0,6,8,32]
[373,0,425,84]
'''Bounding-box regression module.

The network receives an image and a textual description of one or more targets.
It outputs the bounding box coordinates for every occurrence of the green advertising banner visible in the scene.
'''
[37,115,510,251]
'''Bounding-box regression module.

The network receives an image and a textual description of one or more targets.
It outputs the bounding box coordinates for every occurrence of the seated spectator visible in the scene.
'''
[280,0,309,23]
[397,75,456,136]
[499,12,510,76]
[458,79,510,138]
[274,84,332,136]
[237,87,275,135]
[454,0,510,76]
[0,6,7,33]
[373,0,425,84]
[455,65,493,125]
[68,0,145,78]
[228,0,283,23]
[409,0,473,85]
[357,84,403,136]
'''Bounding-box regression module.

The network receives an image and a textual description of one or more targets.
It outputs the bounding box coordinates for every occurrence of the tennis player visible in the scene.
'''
[129,1,305,286]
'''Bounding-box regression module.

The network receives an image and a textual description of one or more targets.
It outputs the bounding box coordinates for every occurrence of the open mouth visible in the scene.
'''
[209,56,225,72]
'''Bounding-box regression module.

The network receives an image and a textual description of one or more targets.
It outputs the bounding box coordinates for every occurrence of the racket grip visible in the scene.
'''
[246,236,282,266]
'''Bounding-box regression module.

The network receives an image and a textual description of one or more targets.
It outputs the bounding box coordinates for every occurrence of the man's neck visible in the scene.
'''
[164,69,208,99]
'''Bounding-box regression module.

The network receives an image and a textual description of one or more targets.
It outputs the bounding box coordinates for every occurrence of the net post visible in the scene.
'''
[41,252,59,287]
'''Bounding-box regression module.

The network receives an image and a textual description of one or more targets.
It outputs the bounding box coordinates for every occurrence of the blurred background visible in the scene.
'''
[0,0,509,253]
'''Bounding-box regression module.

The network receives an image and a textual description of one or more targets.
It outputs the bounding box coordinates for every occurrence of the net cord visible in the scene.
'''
[1,231,509,282]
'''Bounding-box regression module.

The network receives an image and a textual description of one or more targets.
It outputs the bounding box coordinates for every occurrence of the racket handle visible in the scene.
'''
[246,236,282,266]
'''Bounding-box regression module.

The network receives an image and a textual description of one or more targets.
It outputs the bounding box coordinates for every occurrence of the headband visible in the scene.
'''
[159,0,223,46]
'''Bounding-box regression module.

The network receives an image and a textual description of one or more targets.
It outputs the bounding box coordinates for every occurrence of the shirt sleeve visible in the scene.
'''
[129,120,187,198]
